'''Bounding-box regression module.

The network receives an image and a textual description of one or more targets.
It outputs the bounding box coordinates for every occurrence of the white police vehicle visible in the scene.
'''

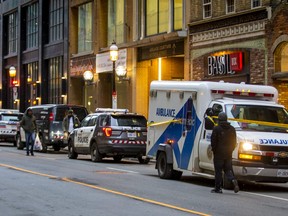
[68,109,149,163]
[0,109,22,146]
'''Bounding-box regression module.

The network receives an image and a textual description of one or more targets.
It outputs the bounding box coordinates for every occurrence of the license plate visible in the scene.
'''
[277,169,288,177]
[127,132,137,138]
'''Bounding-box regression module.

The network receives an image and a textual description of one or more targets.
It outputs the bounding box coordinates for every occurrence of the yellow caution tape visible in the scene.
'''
[148,116,288,129]
[148,119,182,127]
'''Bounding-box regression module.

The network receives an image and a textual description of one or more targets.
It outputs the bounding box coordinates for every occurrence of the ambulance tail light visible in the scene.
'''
[103,127,112,137]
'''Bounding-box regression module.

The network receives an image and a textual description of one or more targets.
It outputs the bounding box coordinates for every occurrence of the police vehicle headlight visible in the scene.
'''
[241,142,259,151]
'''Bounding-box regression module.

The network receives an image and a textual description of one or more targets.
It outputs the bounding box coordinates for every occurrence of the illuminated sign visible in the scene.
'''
[207,52,243,76]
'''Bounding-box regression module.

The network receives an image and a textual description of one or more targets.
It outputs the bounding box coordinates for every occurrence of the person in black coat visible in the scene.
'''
[204,108,216,129]
[211,112,239,194]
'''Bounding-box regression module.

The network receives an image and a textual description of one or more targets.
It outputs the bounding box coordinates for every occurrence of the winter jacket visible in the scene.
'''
[211,121,236,160]
[20,111,37,133]
[62,115,80,132]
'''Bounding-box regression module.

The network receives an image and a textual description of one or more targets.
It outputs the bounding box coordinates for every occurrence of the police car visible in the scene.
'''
[68,109,149,163]
[0,109,23,146]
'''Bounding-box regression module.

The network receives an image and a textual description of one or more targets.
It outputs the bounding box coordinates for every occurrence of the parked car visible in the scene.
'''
[68,108,150,164]
[17,104,88,152]
[0,109,23,146]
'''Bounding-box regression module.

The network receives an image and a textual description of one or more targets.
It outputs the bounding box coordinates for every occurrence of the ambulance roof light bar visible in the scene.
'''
[211,90,274,98]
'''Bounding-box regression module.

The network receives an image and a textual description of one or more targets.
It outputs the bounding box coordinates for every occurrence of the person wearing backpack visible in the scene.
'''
[211,112,239,194]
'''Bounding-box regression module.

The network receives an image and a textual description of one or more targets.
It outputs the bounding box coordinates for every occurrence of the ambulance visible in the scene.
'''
[147,81,288,187]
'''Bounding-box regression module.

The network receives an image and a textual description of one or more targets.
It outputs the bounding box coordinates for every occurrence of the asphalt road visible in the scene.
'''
[1,143,288,216]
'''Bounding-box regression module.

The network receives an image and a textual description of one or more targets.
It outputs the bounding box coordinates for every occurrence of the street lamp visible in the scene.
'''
[83,70,94,82]
[110,41,119,109]
[9,66,16,78]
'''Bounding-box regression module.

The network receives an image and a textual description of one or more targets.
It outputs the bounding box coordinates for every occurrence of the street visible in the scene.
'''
[1,143,288,216]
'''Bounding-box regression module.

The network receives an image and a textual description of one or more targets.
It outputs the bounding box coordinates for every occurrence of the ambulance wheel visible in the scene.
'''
[91,142,102,162]
[157,152,173,179]
[68,140,78,159]
[16,135,24,150]
[138,157,150,164]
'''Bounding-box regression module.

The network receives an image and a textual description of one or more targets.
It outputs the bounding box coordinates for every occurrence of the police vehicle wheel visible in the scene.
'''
[91,143,102,162]
[157,152,173,179]
[138,157,150,164]
[16,135,24,150]
[113,156,122,162]
[68,141,78,159]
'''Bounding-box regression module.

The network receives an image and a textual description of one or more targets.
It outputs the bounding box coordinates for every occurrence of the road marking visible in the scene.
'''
[106,167,139,174]
[244,191,288,202]
[0,163,210,216]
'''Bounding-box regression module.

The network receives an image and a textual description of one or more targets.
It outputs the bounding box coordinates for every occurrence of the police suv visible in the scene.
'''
[68,109,149,163]
[0,109,22,146]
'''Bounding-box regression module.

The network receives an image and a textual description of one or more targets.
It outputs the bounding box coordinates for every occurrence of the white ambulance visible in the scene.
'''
[147,81,288,187]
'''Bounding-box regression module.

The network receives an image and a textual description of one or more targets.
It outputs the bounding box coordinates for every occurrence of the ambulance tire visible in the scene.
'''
[68,140,78,159]
[157,152,173,179]
[91,142,102,162]
[16,134,24,150]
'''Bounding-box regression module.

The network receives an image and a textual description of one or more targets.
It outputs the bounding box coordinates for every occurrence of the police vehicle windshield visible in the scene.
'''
[225,104,288,133]
[0,114,21,122]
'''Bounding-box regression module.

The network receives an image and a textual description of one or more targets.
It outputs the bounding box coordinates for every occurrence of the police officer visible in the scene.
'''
[211,112,239,193]
[63,109,80,135]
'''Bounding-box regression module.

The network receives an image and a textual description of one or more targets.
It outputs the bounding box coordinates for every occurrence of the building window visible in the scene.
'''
[78,2,92,53]
[251,0,261,8]
[203,0,212,18]
[49,0,63,42]
[26,3,39,49]
[8,12,18,54]
[108,0,125,45]
[226,0,235,13]
[49,57,63,104]
[174,0,183,30]
[146,0,170,36]
[26,62,39,106]
[275,43,288,72]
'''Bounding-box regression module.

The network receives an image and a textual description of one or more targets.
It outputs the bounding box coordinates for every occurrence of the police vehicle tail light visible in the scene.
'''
[49,113,54,121]
[103,127,112,137]
[239,154,261,161]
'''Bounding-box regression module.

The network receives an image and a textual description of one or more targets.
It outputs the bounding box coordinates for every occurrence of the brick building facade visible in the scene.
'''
[189,0,288,108]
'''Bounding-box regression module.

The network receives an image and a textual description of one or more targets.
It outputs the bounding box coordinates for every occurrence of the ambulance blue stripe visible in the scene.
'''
[148,99,201,170]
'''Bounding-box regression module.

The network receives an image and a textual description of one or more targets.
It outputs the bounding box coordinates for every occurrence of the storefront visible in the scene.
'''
[69,55,96,112]
[136,40,185,117]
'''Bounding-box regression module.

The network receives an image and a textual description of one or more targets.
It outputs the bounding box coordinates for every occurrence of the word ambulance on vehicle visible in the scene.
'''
[147,81,288,186]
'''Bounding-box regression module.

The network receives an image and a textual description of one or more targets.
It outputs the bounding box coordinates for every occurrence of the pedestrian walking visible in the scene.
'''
[211,112,239,194]
[20,108,37,156]
[63,109,80,135]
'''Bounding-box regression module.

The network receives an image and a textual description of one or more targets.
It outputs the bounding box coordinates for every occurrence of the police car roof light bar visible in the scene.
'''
[95,108,129,114]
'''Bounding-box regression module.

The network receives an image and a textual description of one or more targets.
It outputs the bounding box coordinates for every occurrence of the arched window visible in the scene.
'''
[274,42,288,72]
